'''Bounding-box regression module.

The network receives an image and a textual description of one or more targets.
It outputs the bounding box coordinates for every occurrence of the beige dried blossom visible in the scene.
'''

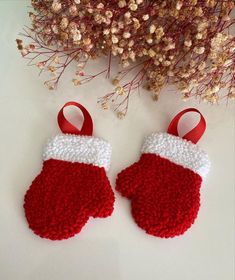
[123,32,131,39]
[46,82,56,90]
[164,43,175,51]
[129,3,138,11]
[72,30,82,42]
[37,61,46,69]
[72,78,81,86]
[60,18,69,30]
[112,78,119,86]
[176,1,183,10]
[101,102,109,110]
[48,66,56,73]
[195,33,203,40]
[194,46,205,54]
[149,24,156,34]
[122,60,130,68]
[105,11,113,18]
[206,0,216,7]
[198,61,206,71]
[69,5,77,16]
[211,33,228,50]
[124,11,131,18]
[117,111,125,119]
[184,40,192,47]
[115,85,125,95]
[152,92,159,101]
[194,7,203,16]
[103,29,110,35]
[197,21,208,32]
[51,24,59,34]
[228,91,235,99]
[155,27,164,40]
[133,18,140,29]
[148,49,156,58]
[142,14,149,21]
[129,51,136,61]
[145,34,153,44]
[112,35,119,44]
[118,0,126,8]
[83,37,91,45]
[97,3,104,9]
[51,0,61,13]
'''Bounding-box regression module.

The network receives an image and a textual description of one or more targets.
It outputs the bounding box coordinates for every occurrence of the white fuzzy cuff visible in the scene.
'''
[141,132,210,178]
[43,134,112,171]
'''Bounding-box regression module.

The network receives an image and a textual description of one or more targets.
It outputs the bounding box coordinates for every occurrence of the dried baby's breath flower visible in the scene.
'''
[124,11,131,18]
[60,18,69,30]
[142,14,149,21]
[122,60,130,68]
[176,1,183,10]
[164,43,175,51]
[118,0,126,8]
[129,3,138,11]
[184,40,192,47]
[112,35,119,44]
[155,27,164,40]
[228,92,235,100]
[101,102,109,110]
[123,32,131,39]
[198,61,206,71]
[152,92,159,101]
[69,5,77,16]
[51,0,61,13]
[112,78,119,86]
[105,10,113,18]
[37,61,46,69]
[48,66,56,72]
[194,46,205,54]
[18,0,235,117]
[97,3,104,9]
[133,18,140,29]
[72,29,82,42]
[148,49,156,58]
[21,48,29,56]
[149,24,156,34]
[115,86,125,95]
[72,79,81,86]
[103,29,110,35]
[117,111,125,119]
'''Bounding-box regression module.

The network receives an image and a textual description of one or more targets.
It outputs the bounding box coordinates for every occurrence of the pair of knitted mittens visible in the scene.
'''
[24,104,210,240]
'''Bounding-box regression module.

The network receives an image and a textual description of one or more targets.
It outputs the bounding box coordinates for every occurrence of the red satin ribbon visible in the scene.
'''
[57,101,93,136]
[167,108,206,144]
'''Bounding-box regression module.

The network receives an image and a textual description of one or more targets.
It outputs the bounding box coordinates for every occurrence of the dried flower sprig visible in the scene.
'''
[17,0,235,116]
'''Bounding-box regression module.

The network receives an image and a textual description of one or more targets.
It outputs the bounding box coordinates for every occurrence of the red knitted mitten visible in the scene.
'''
[24,102,114,240]
[116,108,210,238]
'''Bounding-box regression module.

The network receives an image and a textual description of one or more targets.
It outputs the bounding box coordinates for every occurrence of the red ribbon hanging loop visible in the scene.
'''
[57,101,93,136]
[167,108,206,144]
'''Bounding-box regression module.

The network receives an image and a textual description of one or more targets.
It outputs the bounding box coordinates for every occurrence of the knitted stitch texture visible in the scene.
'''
[116,153,202,238]
[24,159,114,240]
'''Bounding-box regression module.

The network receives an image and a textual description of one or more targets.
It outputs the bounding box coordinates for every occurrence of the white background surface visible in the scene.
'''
[0,1,234,280]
